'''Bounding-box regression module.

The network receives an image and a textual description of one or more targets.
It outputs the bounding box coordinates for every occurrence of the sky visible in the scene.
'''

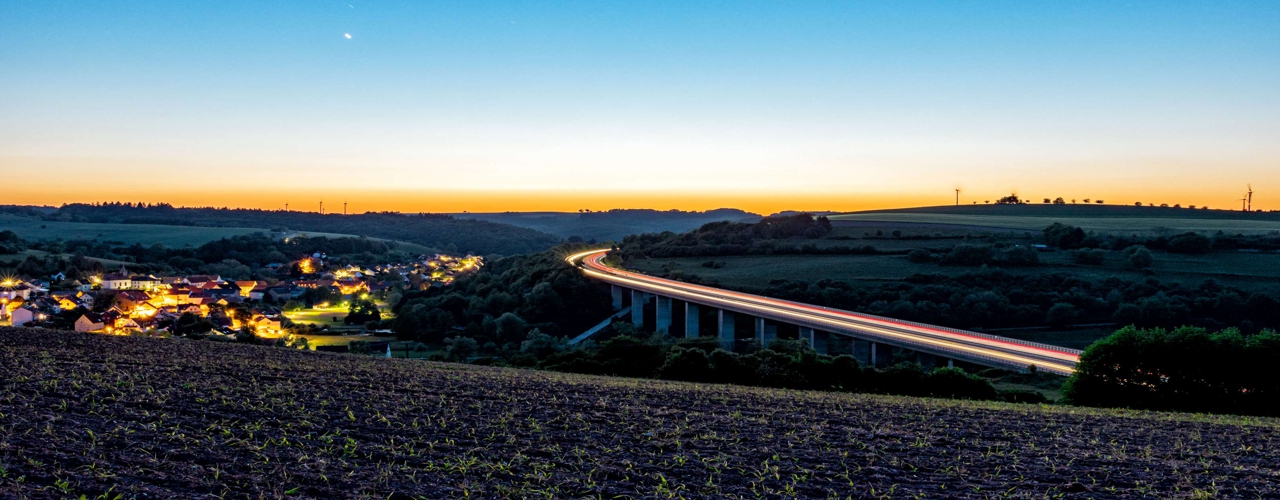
[2,1,1278,214]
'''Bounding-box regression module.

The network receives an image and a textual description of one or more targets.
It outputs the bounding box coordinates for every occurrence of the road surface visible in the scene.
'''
[568,249,1081,375]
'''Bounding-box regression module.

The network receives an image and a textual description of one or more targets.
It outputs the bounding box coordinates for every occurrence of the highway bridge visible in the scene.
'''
[567,249,1081,376]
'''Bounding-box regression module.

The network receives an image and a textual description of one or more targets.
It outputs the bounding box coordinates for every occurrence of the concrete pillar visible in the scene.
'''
[631,290,648,327]
[611,285,624,311]
[753,317,767,347]
[852,339,873,366]
[655,295,673,334]
[870,342,878,368]
[800,327,828,355]
[718,309,735,351]
[685,303,700,338]
[947,358,955,368]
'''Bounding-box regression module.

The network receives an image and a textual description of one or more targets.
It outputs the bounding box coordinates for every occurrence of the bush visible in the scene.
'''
[656,347,712,382]
[998,389,1048,404]
[906,249,934,263]
[1123,245,1153,269]
[1001,246,1039,266]
[1062,326,1280,416]
[1072,249,1106,265]
[925,367,999,400]
[1045,302,1080,327]
[1043,223,1086,249]
[939,245,994,266]
[1167,232,1213,255]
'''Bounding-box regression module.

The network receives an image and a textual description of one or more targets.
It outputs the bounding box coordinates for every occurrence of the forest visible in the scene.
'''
[50,203,563,256]
[1,232,407,281]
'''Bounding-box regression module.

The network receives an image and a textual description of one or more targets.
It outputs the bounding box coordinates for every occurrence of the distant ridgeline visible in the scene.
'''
[857,203,1280,219]
[450,208,762,243]
[53,203,563,256]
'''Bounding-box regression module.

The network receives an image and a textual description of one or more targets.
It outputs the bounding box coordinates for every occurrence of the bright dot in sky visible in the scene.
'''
[344,33,352,39]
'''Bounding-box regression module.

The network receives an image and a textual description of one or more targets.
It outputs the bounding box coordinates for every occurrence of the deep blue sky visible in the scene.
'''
[3,1,1278,212]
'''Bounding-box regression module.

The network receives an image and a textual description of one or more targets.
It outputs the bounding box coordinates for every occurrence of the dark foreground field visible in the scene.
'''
[2,328,1278,499]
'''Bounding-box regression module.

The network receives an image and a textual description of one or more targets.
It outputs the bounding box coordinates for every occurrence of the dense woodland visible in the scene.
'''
[50,203,562,256]
[1,232,406,281]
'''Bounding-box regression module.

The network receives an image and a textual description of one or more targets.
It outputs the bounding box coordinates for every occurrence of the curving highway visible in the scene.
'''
[567,248,1081,376]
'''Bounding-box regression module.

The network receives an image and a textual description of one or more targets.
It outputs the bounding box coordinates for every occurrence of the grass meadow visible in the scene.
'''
[829,212,1280,234]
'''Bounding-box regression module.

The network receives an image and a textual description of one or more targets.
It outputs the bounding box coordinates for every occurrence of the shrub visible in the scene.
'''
[939,245,994,266]
[1123,245,1153,269]
[1043,223,1086,249]
[1001,246,1039,266]
[1072,249,1106,265]
[925,367,999,400]
[1045,302,1080,327]
[1063,326,1280,416]
[1166,232,1213,254]
[906,248,934,263]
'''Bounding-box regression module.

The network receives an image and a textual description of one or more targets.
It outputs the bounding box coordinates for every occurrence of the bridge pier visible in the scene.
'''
[685,303,699,338]
[754,317,774,347]
[655,296,673,334]
[917,352,938,370]
[718,310,735,351]
[852,339,873,366]
[870,342,879,368]
[800,327,828,355]
[611,285,624,311]
[631,290,649,327]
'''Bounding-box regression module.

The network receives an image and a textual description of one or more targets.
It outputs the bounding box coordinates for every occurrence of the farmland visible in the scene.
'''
[627,249,1280,293]
[830,204,1280,234]
[2,327,1278,499]
[0,214,434,254]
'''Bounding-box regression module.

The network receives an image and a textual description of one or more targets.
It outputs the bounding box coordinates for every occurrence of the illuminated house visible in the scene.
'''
[9,305,44,326]
[336,279,369,296]
[115,290,153,312]
[75,313,106,332]
[235,281,259,297]
[130,276,162,292]
[0,280,33,300]
[100,269,133,290]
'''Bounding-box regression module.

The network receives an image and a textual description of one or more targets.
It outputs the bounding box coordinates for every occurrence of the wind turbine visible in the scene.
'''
[1247,184,1253,212]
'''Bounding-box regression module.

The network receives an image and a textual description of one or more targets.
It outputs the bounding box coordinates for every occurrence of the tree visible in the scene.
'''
[1124,245,1153,269]
[1052,197,1066,205]
[1062,326,1280,416]
[939,245,993,266]
[1045,303,1080,327]
[1001,246,1039,266]
[995,194,1023,205]
[444,336,479,361]
[1043,223,1086,249]
[1072,248,1106,265]
[344,298,382,324]
[1166,232,1212,255]
[906,248,933,263]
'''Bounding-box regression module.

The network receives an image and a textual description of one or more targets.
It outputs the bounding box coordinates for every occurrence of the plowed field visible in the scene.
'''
[1,327,1277,499]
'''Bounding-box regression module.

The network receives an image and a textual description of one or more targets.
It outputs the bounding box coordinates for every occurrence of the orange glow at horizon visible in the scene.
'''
[2,186,1273,216]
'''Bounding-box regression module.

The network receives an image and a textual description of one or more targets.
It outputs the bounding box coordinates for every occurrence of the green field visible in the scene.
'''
[831,212,1280,234]
[0,214,434,253]
[629,251,1280,292]
[829,204,1280,234]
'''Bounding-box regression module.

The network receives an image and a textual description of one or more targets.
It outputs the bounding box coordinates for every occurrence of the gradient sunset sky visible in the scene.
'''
[2,1,1278,214]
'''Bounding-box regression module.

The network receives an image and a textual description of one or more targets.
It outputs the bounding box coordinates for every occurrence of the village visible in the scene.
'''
[0,252,483,349]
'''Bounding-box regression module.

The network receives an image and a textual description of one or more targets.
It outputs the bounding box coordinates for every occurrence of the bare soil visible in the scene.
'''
[2,327,1277,499]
